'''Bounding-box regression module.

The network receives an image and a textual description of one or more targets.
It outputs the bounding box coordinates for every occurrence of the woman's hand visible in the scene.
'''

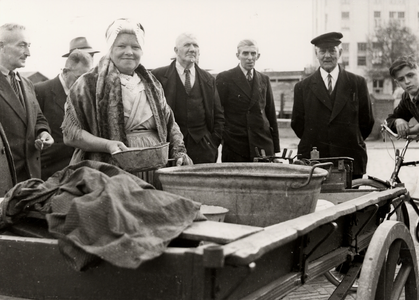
[175,153,194,166]
[107,140,129,154]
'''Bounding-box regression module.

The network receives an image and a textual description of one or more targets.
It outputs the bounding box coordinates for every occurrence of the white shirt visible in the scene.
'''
[58,73,70,95]
[239,64,253,79]
[320,66,339,92]
[175,60,196,87]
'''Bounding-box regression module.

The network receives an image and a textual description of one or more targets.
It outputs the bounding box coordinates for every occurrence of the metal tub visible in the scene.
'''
[156,163,329,227]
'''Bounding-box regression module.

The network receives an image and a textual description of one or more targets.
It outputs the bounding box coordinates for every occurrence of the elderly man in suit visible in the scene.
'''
[216,39,280,162]
[35,50,92,180]
[291,32,374,179]
[152,32,224,164]
[0,23,53,183]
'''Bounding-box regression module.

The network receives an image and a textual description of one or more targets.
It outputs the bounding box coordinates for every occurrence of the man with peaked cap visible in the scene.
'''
[62,36,99,58]
[291,32,374,179]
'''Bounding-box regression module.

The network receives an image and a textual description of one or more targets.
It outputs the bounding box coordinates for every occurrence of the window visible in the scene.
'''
[372,42,383,65]
[373,79,384,93]
[342,43,349,52]
[358,43,367,51]
[390,11,405,26]
[341,12,350,29]
[342,55,349,66]
[374,11,381,27]
[358,43,367,66]
[358,56,367,66]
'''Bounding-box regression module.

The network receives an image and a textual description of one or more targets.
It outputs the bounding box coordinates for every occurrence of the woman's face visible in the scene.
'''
[110,33,142,75]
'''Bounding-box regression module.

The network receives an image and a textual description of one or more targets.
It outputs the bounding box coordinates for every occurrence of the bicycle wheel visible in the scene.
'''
[324,178,410,291]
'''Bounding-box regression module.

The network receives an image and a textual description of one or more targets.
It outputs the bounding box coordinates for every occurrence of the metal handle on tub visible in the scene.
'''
[290,162,333,189]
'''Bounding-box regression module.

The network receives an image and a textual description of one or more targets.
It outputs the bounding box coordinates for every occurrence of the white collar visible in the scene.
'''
[58,73,70,95]
[320,65,339,80]
[239,63,253,77]
[176,60,195,76]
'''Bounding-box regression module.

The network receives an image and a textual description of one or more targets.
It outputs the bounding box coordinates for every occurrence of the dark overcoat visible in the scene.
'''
[291,66,374,176]
[216,65,280,159]
[0,73,50,182]
[152,61,224,149]
[35,76,74,180]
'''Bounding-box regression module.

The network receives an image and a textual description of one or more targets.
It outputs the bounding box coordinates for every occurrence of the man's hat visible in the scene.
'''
[62,37,100,57]
[311,32,343,47]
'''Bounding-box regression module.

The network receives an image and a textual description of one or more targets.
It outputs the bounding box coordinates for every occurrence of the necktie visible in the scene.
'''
[184,69,191,94]
[247,70,252,82]
[9,71,25,108]
[327,74,333,95]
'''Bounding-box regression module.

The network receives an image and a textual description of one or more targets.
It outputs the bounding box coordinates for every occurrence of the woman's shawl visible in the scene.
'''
[62,56,186,165]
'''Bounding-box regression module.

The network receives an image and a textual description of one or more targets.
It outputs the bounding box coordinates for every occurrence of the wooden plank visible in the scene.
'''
[223,188,407,265]
[223,226,298,263]
[179,220,263,244]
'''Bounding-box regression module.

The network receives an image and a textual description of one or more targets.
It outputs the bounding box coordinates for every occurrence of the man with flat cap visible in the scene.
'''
[62,37,99,58]
[291,32,374,179]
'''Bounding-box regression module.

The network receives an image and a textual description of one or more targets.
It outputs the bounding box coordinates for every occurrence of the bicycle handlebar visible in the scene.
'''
[381,124,398,138]
[381,123,419,141]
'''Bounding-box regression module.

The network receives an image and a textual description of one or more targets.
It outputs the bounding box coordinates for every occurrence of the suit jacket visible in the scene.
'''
[216,65,280,159]
[152,61,224,147]
[0,72,50,182]
[35,76,74,180]
[291,66,374,176]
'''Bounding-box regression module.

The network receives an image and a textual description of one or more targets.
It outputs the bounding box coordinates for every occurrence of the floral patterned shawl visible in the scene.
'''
[62,56,186,165]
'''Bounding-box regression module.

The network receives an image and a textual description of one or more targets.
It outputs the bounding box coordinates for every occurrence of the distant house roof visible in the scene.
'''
[19,71,49,84]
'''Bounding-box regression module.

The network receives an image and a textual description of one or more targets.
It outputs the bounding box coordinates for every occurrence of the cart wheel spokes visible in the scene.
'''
[357,221,419,300]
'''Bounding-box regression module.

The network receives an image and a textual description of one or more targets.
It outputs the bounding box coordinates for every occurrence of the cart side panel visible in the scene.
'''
[0,236,203,300]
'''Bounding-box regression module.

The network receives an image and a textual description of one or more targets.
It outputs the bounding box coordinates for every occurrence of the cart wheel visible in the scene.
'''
[352,178,410,229]
[357,221,419,300]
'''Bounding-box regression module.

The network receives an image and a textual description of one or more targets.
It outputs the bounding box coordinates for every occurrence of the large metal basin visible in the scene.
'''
[156,163,329,227]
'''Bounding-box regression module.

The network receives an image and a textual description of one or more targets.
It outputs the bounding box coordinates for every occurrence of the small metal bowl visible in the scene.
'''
[112,142,169,172]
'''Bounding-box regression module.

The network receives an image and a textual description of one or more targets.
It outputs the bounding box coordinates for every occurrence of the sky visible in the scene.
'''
[0,0,314,79]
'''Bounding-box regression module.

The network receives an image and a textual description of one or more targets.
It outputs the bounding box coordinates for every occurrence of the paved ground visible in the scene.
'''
[281,137,419,300]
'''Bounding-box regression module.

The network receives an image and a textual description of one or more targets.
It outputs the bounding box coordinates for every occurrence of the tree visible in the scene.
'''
[366,20,419,92]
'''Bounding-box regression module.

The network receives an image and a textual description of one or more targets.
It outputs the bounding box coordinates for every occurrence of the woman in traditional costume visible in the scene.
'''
[62,18,192,184]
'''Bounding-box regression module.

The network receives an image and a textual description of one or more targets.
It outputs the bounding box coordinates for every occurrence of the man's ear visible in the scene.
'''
[256,53,261,60]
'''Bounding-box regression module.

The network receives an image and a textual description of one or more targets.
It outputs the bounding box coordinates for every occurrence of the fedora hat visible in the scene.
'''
[62,37,100,57]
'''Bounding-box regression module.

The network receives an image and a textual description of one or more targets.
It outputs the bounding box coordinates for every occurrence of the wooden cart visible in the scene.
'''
[0,187,416,300]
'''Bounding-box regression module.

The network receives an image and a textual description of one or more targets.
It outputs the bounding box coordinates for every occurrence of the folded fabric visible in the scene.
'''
[1,160,202,270]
